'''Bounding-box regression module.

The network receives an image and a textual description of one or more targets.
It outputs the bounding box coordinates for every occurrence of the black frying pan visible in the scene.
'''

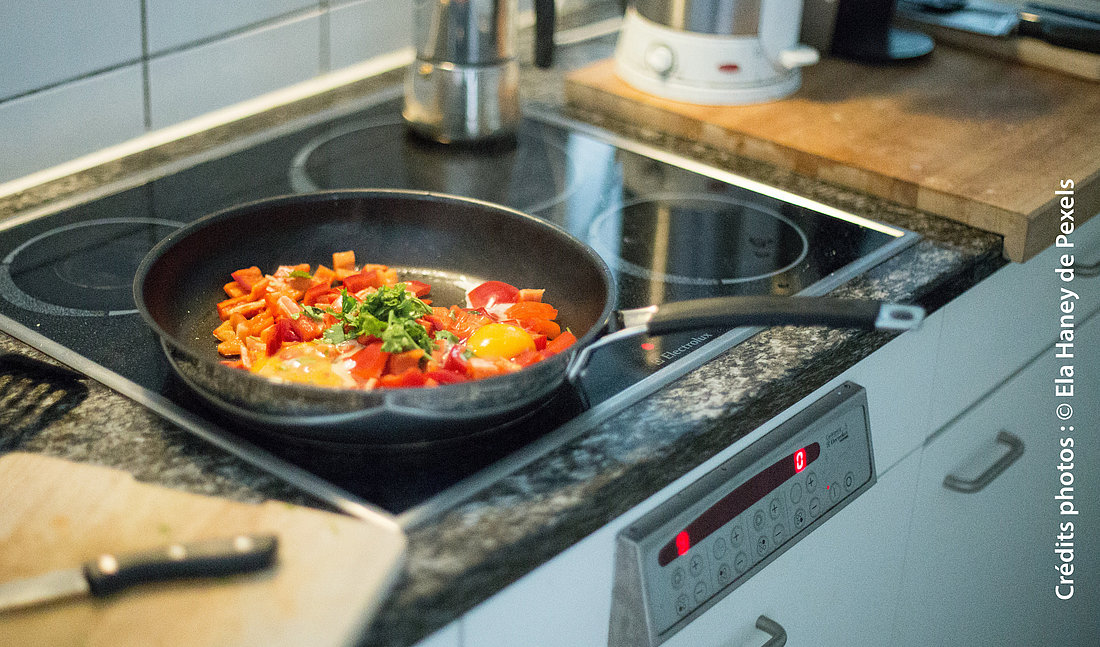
[135,190,923,448]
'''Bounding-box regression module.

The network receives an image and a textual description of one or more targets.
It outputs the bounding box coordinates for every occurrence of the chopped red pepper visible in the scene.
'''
[216,254,571,391]
[467,280,519,309]
[405,280,432,297]
[349,342,389,381]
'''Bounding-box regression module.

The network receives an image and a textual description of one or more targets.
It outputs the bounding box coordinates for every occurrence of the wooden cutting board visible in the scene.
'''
[0,452,405,647]
[565,47,1100,262]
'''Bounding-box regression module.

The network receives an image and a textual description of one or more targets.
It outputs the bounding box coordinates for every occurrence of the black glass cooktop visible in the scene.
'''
[0,95,917,516]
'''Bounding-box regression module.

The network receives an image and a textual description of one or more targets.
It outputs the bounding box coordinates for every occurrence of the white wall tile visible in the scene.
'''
[145,0,320,54]
[148,13,322,129]
[0,1,142,100]
[0,65,145,184]
[328,0,412,71]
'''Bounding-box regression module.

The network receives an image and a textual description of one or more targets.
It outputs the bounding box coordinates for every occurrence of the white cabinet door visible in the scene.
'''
[928,213,1100,432]
[893,313,1100,645]
[659,448,920,647]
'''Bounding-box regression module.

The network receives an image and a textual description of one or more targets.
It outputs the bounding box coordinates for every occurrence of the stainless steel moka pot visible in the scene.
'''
[403,0,556,143]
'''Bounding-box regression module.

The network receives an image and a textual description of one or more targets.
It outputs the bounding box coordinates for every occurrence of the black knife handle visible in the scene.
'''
[82,534,278,596]
[1018,7,1100,54]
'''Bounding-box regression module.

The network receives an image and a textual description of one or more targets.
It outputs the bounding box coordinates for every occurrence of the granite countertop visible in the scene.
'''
[0,13,1005,647]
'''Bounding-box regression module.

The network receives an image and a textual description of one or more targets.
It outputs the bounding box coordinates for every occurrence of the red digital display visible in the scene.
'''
[794,448,807,473]
[658,443,820,566]
[675,531,690,556]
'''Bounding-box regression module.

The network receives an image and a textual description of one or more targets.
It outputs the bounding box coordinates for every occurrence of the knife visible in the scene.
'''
[896,0,1100,54]
[0,534,278,613]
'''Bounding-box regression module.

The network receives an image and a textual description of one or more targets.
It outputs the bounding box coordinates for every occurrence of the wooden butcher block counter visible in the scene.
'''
[565,44,1100,261]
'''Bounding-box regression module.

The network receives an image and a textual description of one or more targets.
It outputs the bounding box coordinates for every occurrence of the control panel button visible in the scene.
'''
[789,482,803,504]
[756,535,770,556]
[773,524,786,543]
[845,471,855,490]
[694,580,708,604]
[768,497,782,519]
[809,497,822,517]
[830,482,840,502]
[712,537,728,560]
[793,508,807,529]
[675,593,690,616]
[730,524,744,546]
[671,566,685,590]
[689,553,705,578]
[805,471,818,491]
[734,551,749,573]
[752,509,766,531]
[717,562,732,584]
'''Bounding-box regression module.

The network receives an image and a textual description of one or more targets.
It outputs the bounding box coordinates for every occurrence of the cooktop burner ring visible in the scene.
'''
[0,217,184,317]
[288,116,580,215]
[587,192,809,286]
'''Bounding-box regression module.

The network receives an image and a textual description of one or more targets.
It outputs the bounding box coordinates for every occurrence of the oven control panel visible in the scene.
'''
[609,382,875,647]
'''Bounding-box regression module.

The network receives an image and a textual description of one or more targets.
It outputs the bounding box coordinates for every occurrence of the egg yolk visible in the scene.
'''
[466,323,536,360]
[251,343,354,388]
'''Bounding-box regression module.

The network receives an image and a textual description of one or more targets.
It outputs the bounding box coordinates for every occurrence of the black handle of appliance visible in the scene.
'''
[83,534,278,596]
[643,296,916,336]
[1017,6,1100,54]
[534,0,556,68]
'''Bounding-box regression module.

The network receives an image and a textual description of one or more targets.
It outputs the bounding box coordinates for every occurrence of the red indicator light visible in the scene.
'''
[676,531,691,556]
[718,63,740,73]
[794,448,807,473]
[641,342,656,351]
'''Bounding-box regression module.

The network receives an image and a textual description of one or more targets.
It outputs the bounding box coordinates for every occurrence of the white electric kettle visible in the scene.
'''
[614,0,819,105]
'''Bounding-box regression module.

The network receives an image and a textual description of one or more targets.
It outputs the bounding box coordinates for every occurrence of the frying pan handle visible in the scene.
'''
[637,296,924,335]
[567,296,925,382]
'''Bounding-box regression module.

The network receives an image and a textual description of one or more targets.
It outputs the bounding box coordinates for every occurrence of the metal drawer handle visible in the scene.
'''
[943,430,1024,493]
[1077,257,1099,278]
[755,615,787,647]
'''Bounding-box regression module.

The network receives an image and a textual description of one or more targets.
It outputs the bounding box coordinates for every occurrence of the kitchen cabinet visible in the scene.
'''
[928,213,1100,432]
[892,313,1100,646]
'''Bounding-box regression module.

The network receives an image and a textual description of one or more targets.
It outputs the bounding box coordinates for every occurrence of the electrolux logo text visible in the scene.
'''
[653,333,713,365]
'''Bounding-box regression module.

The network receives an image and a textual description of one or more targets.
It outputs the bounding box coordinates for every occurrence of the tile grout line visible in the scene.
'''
[0,4,326,110]
[139,0,153,131]
[320,0,333,75]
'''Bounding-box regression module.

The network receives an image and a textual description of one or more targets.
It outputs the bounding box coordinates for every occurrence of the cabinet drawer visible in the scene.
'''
[929,213,1100,431]
[894,313,1099,645]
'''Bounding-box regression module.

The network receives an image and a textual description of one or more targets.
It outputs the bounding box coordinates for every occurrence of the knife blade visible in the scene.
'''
[0,534,277,613]
[897,0,1100,53]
